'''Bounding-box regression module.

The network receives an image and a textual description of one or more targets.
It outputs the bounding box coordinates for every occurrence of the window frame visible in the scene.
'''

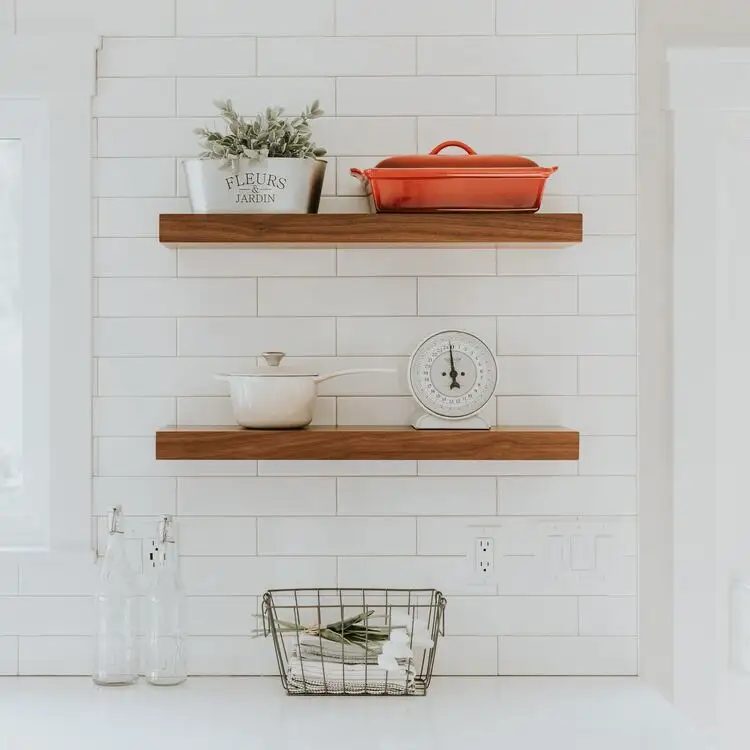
[0,34,99,555]
[0,100,51,548]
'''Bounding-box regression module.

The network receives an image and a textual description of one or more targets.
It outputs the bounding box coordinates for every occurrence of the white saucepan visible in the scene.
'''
[216,352,395,429]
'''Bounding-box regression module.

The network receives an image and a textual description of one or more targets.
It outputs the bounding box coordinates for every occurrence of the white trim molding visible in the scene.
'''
[0,98,51,548]
[669,47,750,112]
[0,34,99,554]
[669,47,750,750]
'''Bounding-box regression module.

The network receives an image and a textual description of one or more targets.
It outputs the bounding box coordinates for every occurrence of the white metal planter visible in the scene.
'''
[183,157,326,213]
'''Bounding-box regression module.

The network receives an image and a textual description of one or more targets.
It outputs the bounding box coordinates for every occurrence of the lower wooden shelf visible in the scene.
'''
[155,425,580,461]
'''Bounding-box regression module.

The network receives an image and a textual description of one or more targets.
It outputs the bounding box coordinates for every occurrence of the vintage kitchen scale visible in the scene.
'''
[408,330,498,430]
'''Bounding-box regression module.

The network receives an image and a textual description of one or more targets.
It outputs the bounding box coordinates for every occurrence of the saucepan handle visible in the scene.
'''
[313,368,396,385]
[429,140,477,155]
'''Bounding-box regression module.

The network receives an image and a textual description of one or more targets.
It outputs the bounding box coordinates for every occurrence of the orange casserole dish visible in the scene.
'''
[350,141,557,213]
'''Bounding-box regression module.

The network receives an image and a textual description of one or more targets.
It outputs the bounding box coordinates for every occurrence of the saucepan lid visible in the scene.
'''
[222,352,319,378]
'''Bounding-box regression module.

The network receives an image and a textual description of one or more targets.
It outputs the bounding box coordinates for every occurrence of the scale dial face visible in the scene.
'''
[409,331,498,420]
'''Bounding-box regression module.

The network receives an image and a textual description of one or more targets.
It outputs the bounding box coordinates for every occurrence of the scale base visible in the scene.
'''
[411,413,491,430]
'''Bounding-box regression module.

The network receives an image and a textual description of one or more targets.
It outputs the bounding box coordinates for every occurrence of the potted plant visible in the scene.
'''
[184,99,327,213]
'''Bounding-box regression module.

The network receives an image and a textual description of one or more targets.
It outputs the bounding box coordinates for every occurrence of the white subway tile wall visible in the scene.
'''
[418,116,578,155]
[176,78,337,118]
[578,36,637,75]
[418,36,578,76]
[7,0,637,677]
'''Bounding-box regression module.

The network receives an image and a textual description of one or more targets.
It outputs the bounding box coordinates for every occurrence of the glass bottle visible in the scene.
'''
[145,516,187,686]
[93,505,139,686]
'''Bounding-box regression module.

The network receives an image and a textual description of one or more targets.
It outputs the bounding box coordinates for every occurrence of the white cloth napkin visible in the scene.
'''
[287,656,416,696]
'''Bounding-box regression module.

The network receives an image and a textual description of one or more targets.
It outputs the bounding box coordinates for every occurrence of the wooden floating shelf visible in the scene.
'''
[155,425,580,462]
[159,213,583,246]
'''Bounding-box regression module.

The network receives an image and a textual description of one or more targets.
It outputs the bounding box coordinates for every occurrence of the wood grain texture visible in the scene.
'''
[159,213,583,245]
[155,425,580,461]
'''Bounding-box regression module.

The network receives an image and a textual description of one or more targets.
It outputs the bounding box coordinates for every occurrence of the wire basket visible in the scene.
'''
[261,588,447,696]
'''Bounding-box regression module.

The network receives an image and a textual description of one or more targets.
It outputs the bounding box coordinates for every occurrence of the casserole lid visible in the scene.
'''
[222,352,319,378]
[375,141,539,169]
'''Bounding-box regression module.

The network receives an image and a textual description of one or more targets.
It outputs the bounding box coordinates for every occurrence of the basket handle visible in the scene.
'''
[429,140,477,155]
[261,592,272,637]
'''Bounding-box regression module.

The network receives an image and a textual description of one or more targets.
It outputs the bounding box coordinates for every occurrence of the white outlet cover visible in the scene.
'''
[474,536,496,583]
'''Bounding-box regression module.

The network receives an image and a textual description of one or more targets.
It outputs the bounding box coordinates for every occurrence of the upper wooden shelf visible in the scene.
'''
[155,425,580,461]
[159,213,583,246]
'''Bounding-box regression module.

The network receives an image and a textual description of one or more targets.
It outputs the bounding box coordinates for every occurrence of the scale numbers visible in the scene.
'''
[408,330,498,420]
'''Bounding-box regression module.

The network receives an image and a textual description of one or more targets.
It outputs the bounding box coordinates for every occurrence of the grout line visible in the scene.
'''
[94,353,631,360]
[95,271,641,282]
[95,109,628,117]
[99,32,636,40]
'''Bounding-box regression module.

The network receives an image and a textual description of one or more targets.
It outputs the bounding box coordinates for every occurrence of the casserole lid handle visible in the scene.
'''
[261,352,285,367]
[429,140,477,155]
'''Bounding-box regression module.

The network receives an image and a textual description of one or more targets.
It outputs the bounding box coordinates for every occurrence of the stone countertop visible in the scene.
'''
[0,676,711,750]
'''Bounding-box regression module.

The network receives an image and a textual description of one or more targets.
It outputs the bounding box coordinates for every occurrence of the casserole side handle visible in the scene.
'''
[350,167,368,183]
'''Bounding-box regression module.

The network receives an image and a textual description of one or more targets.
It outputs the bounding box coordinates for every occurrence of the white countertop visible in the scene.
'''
[0,677,711,750]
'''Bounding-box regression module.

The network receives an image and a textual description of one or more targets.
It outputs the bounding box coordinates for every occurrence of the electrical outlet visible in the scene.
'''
[475,537,494,577]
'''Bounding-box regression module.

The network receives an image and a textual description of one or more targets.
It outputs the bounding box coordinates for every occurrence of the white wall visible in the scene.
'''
[0,0,638,676]
[638,0,750,702]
